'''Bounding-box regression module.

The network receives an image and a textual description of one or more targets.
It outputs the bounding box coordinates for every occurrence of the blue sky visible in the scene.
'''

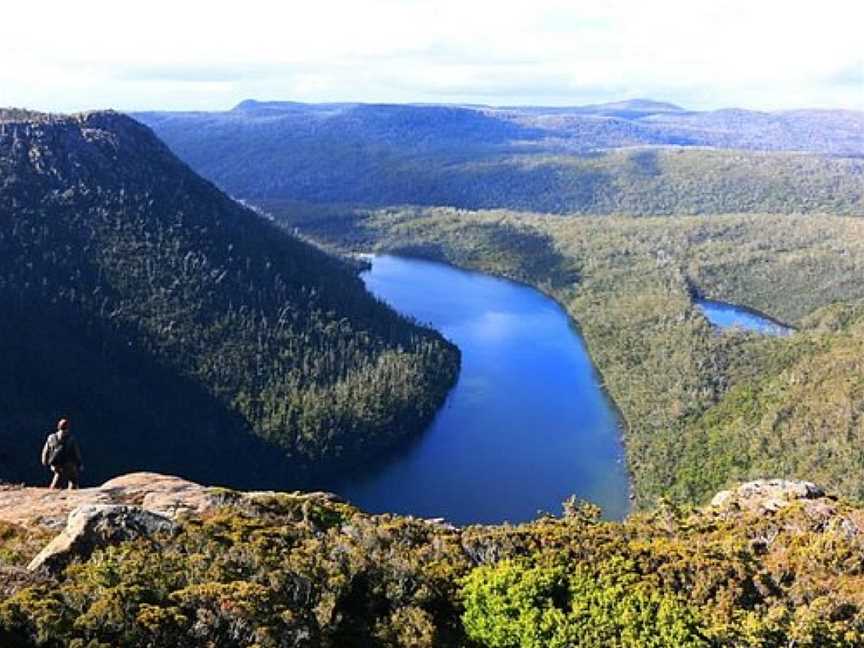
[1,0,861,112]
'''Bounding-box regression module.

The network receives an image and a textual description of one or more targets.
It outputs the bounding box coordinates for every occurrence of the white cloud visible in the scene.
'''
[0,0,861,111]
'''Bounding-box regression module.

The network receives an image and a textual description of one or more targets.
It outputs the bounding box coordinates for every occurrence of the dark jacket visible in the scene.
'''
[40,432,83,469]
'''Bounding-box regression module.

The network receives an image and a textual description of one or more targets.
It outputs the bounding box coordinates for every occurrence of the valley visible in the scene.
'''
[3,103,864,647]
[268,204,864,508]
[7,106,857,522]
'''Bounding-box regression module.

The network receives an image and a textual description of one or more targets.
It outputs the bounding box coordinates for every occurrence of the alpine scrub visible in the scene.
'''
[3,481,864,647]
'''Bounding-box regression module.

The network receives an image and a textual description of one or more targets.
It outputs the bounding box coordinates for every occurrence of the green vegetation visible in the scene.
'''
[137,102,864,216]
[0,494,470,647]
[0,112,458,487]
[422,148,864,215]
[671,303,864,502]
[269,204,864,508]
[5,106,864,646]
[3,486,864,646]
[461,559,707,647]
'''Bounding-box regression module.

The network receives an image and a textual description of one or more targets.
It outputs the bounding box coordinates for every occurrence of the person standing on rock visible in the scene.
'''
[40,418,83,490]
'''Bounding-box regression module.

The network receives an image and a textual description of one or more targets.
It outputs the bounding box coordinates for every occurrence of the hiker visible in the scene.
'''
[40,418,83,490]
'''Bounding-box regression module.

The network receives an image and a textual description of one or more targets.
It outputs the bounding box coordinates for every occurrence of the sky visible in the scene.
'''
[1,0,861,113]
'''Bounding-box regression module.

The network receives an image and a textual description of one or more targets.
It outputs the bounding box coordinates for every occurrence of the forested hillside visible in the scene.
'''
[670,302,864,503]
[0,111,459,487]
[135,101,864,215]
[270,205,864,508]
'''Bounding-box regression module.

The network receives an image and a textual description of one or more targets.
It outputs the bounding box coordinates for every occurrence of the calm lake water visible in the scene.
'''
[325,255,630,525]
[697,299,792,336]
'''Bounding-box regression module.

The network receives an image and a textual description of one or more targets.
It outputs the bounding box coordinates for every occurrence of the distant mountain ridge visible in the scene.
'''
[135,99,864,215]
[0,109,459,487]
[140,97,864,155]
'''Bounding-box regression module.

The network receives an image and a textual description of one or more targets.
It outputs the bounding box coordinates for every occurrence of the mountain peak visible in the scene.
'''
[583,98,686,114]
[0,109,196,208]
[232,99,285,111]
[608,98,685,111]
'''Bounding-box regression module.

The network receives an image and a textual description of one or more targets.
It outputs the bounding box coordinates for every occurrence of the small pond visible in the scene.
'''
[697,299,792,336]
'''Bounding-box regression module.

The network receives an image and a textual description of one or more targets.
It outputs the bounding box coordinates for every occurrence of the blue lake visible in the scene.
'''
[325,255,630,525]
[697,299,792,336]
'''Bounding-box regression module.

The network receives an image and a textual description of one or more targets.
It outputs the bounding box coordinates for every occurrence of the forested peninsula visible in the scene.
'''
[0,110,459,487]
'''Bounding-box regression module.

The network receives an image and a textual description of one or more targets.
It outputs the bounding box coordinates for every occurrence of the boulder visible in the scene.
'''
[27,504,177,575]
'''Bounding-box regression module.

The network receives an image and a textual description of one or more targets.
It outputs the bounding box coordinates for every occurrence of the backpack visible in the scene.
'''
[46,434,70,467]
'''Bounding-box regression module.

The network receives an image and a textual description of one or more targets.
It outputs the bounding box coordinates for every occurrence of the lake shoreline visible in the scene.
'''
[349,250,636,517]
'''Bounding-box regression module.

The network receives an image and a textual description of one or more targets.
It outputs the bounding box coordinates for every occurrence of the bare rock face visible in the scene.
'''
[27,504,177,575]
[0,483,118,530]
[1,473,233,575]
[100,473,236,518]
[710,479,827,513]
[0,473,234,530]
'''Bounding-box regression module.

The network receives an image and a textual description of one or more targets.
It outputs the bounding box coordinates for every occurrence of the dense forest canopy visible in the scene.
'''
[0,111,459,487]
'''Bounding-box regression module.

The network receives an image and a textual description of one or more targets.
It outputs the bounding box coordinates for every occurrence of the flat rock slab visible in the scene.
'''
[0,472,226,530]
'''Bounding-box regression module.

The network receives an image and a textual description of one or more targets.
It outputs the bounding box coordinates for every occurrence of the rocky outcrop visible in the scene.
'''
[710,479,826,513]
[0,473,236,530]
[27,505,177,574]
[1,473,348,575]
[4,472,864,646]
